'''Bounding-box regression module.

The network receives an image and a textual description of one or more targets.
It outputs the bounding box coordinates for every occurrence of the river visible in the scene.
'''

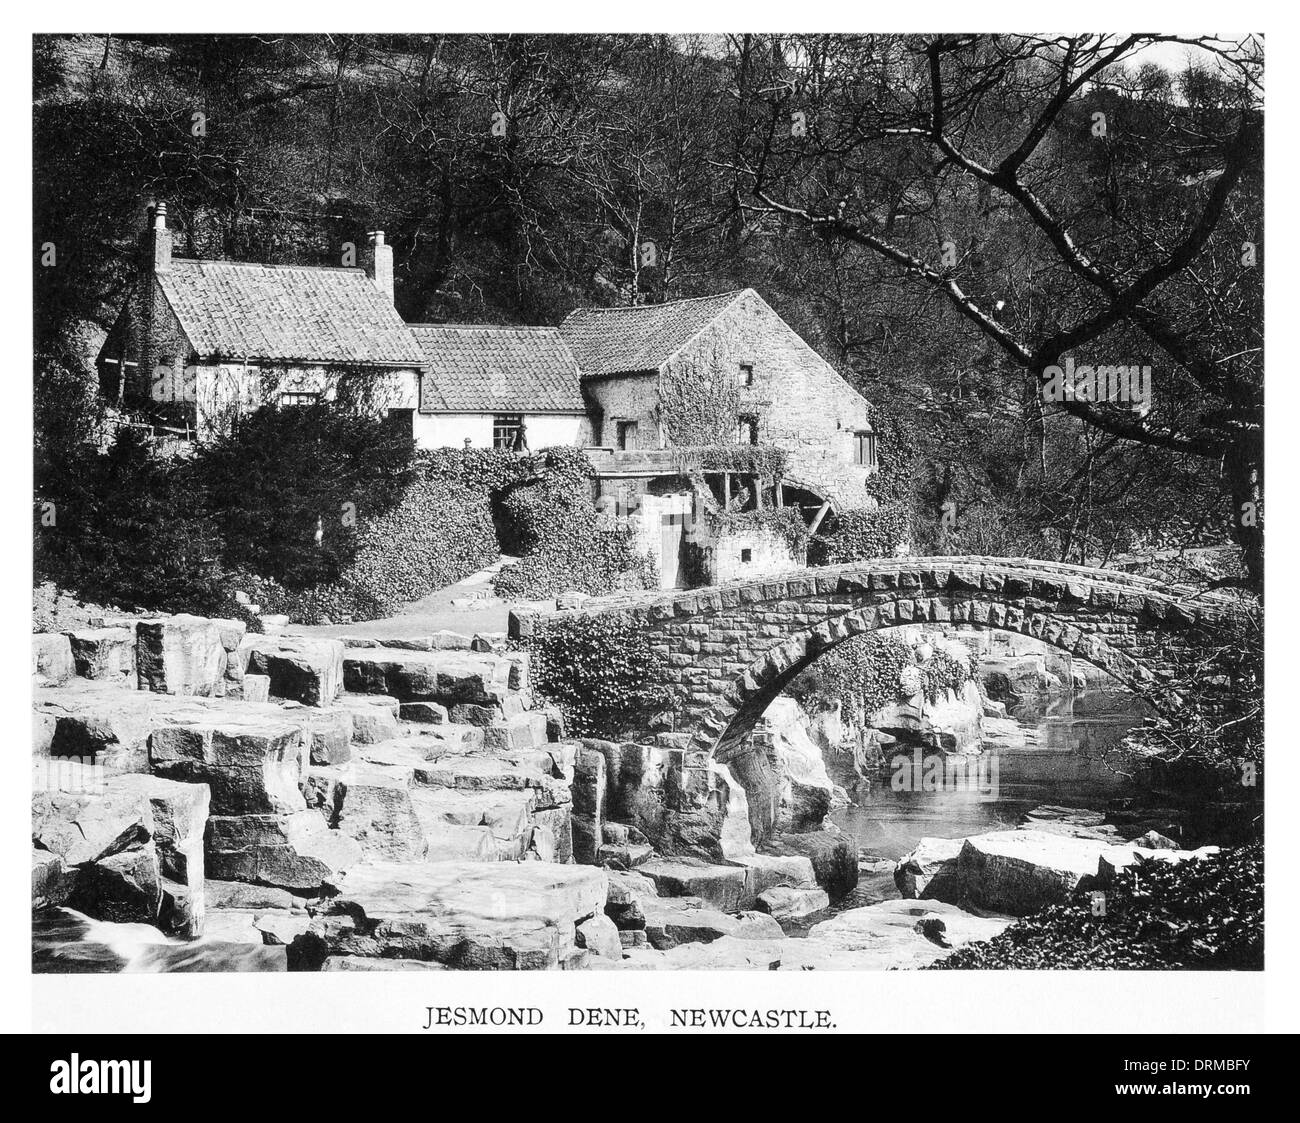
[823,688,1150,911]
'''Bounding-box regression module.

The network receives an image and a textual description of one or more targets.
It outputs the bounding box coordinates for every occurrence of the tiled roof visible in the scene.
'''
[410,325,587,413]
[157,259,426,366]
[559,290,747,377]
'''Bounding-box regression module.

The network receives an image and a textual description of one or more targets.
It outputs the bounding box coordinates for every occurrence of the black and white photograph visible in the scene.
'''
[13,10,1290,1050]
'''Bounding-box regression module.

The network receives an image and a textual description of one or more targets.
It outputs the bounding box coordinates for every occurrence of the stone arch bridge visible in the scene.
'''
[511,557,1249,762]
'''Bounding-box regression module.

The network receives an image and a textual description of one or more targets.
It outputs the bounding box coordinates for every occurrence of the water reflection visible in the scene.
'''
[830,689,1148,861]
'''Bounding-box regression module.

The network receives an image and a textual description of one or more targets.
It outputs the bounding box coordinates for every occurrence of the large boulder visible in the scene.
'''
[757,697,844,833]
[33,774,211,934]
[149,710,308,815]
[333,763,427,861]
[766,830,859,899]
[206,811,362,892]
[107,774,209,883]
[67,844,163,923]
[976,654,1063,703]
[292,861,607,970]
[136,616,227,696]
[756,885,830,920]
[894,836,966,900]
[641,898,783,949]
[338,695,401,744]
[637,857,750,912]
[37,682,163,772]
[33,787,151,866]
[804,898,1013,968]
[243,636,344,707]
[957,830,1115,914]
[32,633,75,684]
[343,648,512,705]
[66,628,135,682]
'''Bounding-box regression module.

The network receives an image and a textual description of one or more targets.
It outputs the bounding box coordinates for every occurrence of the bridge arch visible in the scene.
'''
[512,556,1243,758]
[702,596,1157,760]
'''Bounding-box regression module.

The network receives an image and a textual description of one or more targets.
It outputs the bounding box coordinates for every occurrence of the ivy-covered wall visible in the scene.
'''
[659,290,876,508]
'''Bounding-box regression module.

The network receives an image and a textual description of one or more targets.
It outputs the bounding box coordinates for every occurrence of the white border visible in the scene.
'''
[5,5,1292,1034]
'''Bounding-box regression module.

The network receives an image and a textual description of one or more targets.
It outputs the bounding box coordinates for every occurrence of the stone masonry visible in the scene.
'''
[512,555,1248,769]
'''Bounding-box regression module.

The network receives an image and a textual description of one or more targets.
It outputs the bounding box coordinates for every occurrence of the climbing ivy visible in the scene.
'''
[670,444,790,480]
[710,505,810,554]
[527,614,677,738]
[809,505,911,564]
[787,632,974,725]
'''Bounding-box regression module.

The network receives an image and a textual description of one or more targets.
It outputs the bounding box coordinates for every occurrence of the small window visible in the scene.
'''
[493,414,525,450]
[737,415,759,445]
[740,548,753,564]
[854,429,877,468]
[615,420,638,451]
[386,408,414,430]
[738,363,754,387]
[281,392,320,408]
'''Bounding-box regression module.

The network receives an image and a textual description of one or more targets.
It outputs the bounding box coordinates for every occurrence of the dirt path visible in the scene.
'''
[284,556,551,642]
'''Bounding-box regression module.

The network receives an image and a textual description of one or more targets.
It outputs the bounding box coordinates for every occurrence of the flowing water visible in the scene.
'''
[819,687,1150,914]
[32,908,287,973]
[831,689,1149,861]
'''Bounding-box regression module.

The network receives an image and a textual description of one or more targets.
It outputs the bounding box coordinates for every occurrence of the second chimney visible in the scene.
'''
[366,230,394,303]
[143,201,171,274]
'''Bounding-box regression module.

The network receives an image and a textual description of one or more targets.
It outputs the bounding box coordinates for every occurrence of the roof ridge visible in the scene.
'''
[408,323,561,331]
[564,289,747,317]
[172,257,365,273]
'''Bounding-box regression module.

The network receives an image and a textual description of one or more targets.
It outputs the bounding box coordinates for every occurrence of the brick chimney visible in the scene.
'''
[365,230,394,302]
[142,201,172,274]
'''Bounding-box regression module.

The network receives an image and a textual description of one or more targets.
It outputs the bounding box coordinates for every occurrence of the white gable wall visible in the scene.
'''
[413,412,589,450]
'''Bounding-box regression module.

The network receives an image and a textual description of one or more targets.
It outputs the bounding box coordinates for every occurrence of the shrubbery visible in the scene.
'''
[932,843,1263,970]
[35,403,654,623]
[489,447,656,601]
[527,614,675,738]
[809,504,911,564]
[198,403,416,589]
[787,632,974,727]
[36,427,229,615]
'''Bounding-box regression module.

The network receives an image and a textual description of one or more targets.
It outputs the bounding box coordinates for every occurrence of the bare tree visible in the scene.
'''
[728,34,1264,590]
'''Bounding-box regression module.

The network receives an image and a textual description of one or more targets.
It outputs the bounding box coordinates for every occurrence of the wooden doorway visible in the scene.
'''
[660,512,684,588]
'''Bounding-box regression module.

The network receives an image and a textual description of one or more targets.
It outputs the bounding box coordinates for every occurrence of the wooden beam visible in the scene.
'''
[808,499,832,536]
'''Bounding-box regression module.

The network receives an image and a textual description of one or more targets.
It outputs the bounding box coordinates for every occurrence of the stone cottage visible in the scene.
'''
[560,289,878,587]
[96,205,878,587]
[96,205,426,441]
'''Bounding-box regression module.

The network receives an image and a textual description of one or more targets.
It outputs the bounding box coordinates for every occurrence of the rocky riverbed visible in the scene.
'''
[31,610,1225,971]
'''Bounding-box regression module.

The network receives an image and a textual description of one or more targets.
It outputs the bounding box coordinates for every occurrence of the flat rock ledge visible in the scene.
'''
[290,861,608,971]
